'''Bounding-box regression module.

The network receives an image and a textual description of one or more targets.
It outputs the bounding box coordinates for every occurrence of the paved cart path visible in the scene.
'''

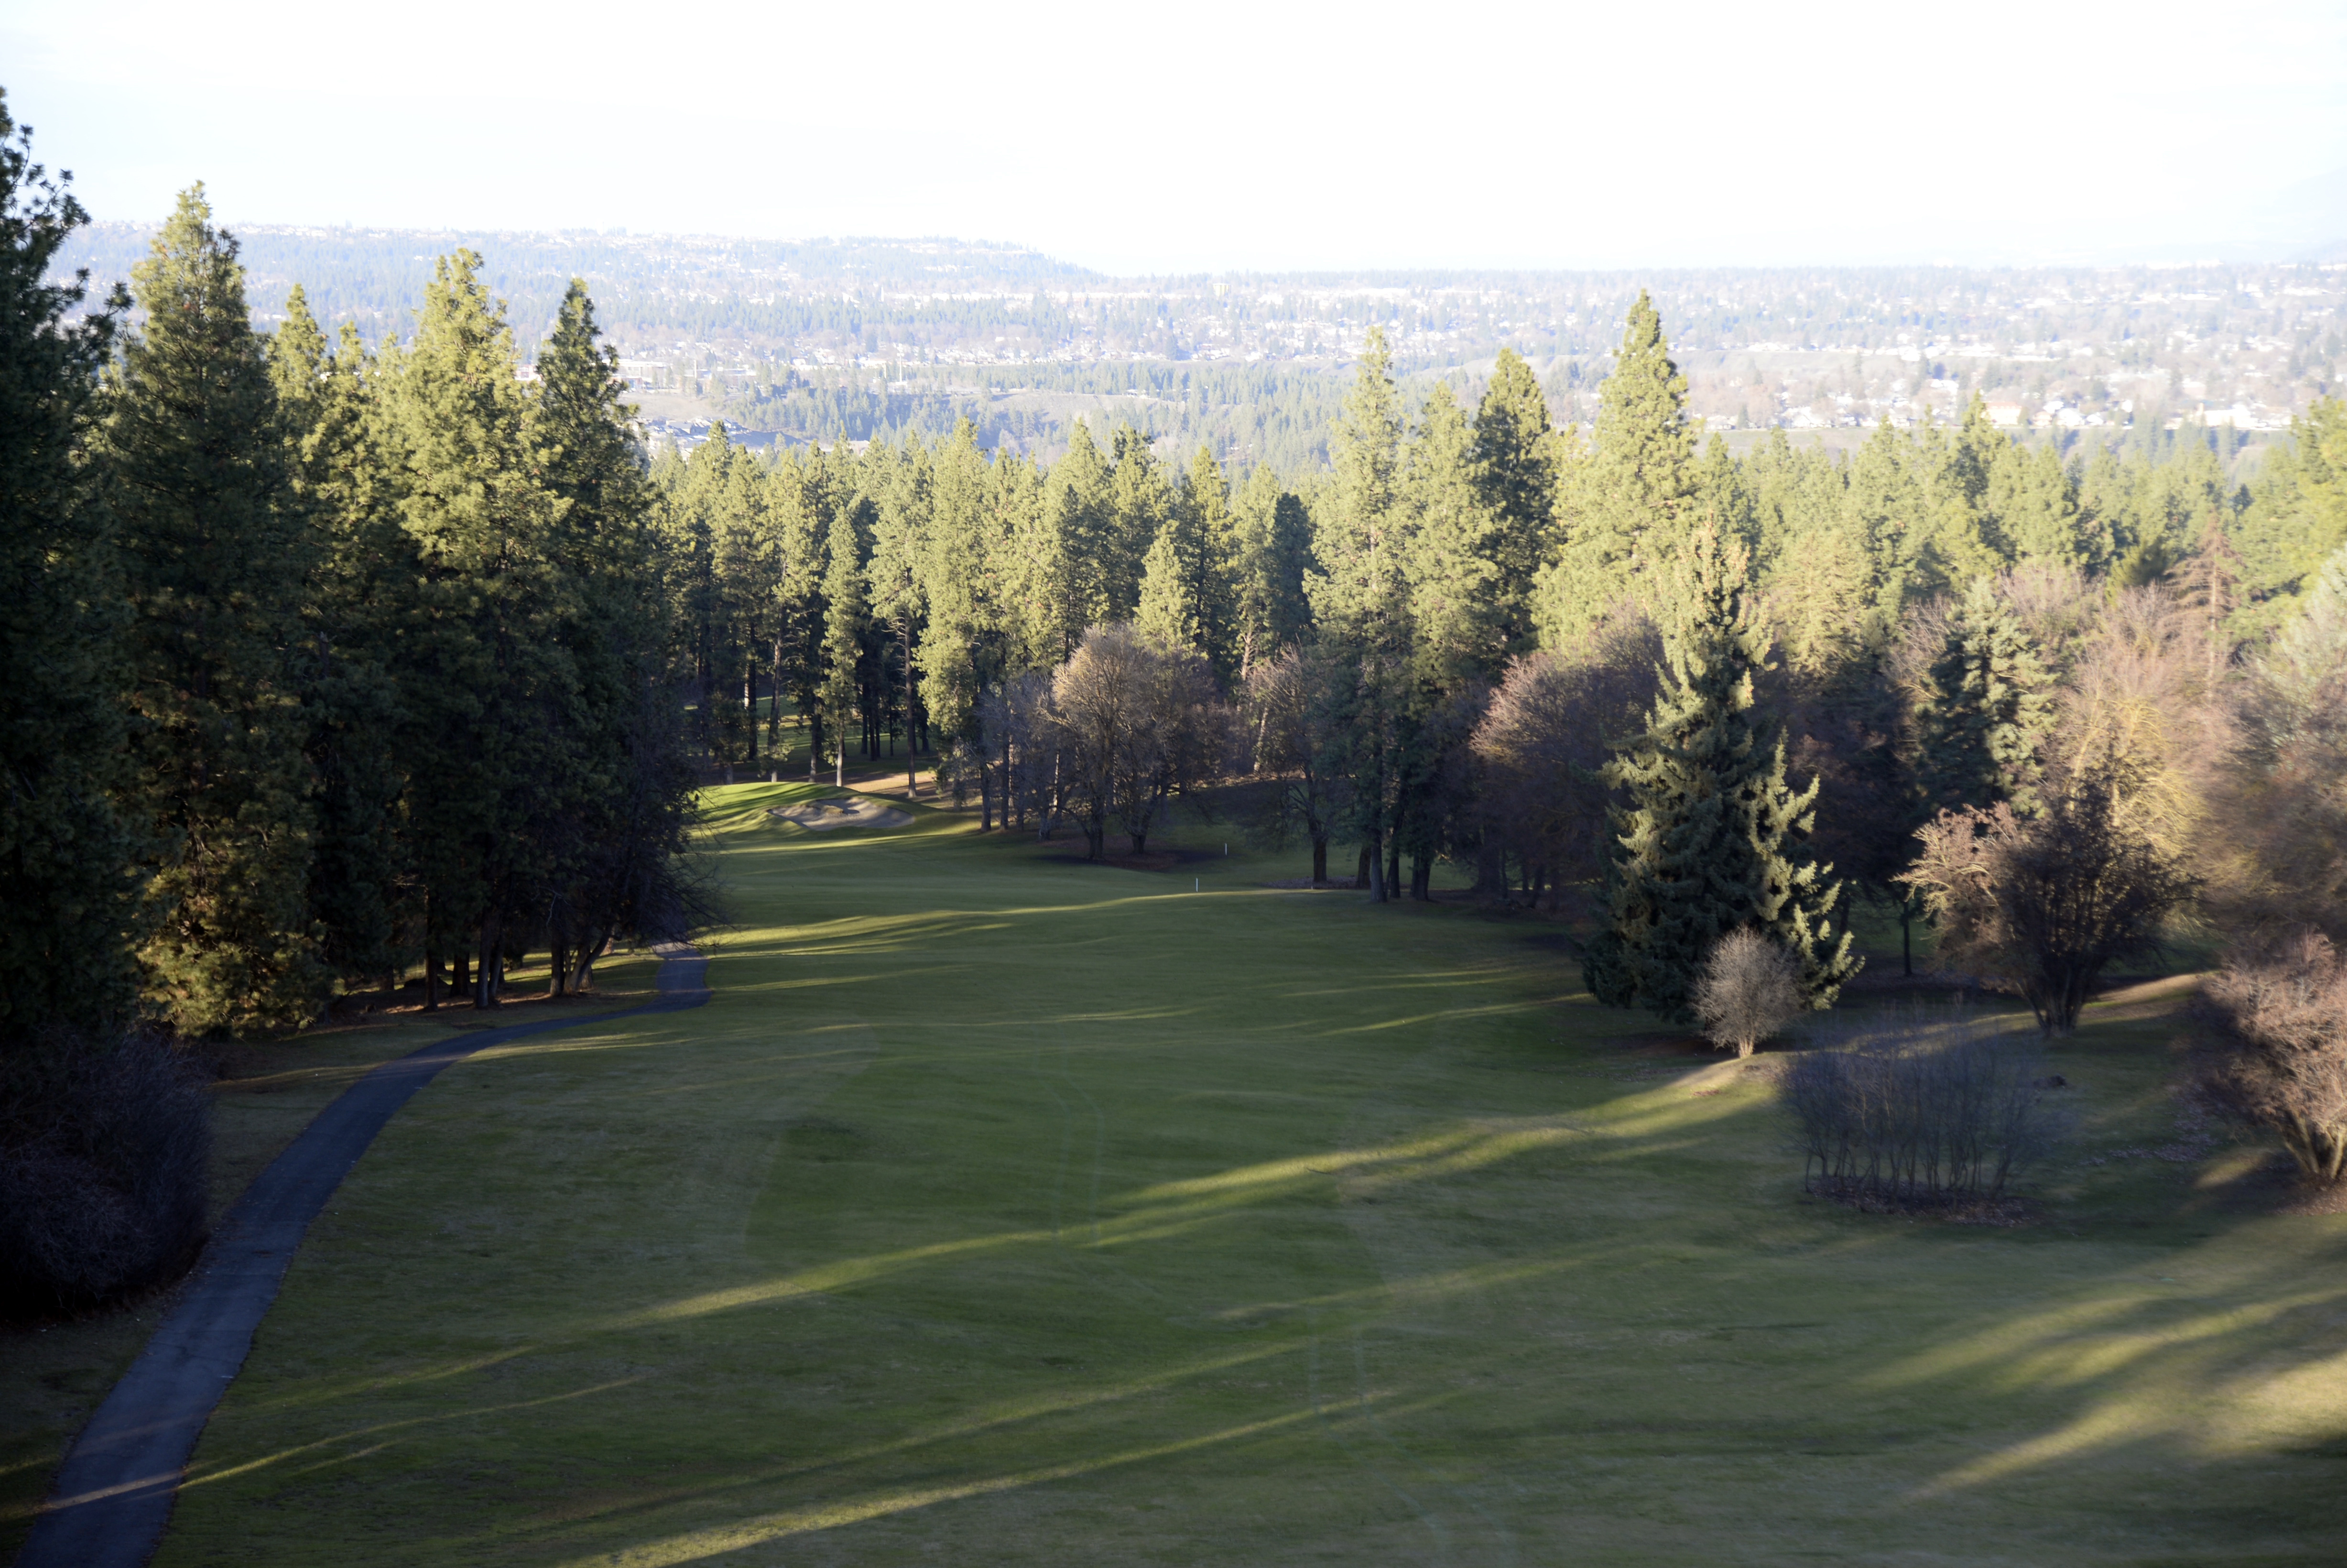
[13,945,711,1568]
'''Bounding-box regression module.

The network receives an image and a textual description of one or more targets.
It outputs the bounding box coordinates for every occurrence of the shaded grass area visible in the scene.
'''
[0,955,661,1561]
[32,781,2347,1563]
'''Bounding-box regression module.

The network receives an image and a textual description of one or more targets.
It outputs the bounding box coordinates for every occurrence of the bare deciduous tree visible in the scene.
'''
[1049,624,1229,860]
[1470,602,1661,909]
[1692,929,1804,1056]
[1243,646,1349,883]
[2195,931,2347,1186]
[1900,768,2197,1035]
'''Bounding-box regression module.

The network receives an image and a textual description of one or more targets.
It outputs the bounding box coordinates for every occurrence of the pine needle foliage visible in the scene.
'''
[1583,523,1858,1021]
[106,187,326,1035]
[1912,575,2055,816]
[0,92,141,1037]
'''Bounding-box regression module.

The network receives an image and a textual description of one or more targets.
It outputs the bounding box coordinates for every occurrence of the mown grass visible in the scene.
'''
[23,784,2347,1564]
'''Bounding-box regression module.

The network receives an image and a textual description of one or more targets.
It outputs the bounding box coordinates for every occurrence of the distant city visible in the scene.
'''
[58,225,2344,466]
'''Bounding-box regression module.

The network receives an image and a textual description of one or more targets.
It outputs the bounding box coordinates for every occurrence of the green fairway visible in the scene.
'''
[98,786,2347,1563]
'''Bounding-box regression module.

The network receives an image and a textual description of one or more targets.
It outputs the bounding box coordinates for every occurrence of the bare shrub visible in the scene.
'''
[1900,767,2197,1035]
[1781,1006,2066,1209]
[1692,929,1804,1057]
[0,1030,211,1316]
[2194,931,2347,1186]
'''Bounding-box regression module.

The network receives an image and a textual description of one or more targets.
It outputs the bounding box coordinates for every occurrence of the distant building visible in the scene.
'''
[1986,400,2026,428]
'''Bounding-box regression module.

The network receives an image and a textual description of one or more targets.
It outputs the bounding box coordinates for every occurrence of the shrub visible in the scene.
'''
[1692,929,1804,1057]
[0,1030,210,1317]
[1781,1007,2066,1208]
[2194,931,2347,1186]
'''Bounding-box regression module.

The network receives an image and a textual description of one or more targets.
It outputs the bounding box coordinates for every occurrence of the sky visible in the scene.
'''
[4,0,2345,273]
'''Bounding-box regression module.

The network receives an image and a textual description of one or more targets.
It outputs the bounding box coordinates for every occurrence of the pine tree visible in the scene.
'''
[270,289,409,987]
[0,95,141,1035]
[915,419,1000,751]
[106,187,325,1035]
[1539,290,1697,642]
[1230,465,1314,677]
[1470,347,1558,656]
[1400,381,1504,686]
[1137,445,1239,678]
[1105,425,1170,621]
[1989,438,2085,569]
[1309,327,1414,901]
[530,279,695,989]
[819,502,868,786]
[1582,523,1858,1020]
[1918,396,2015,591]
[1912,575,2055,816]
[381,249,569,1008]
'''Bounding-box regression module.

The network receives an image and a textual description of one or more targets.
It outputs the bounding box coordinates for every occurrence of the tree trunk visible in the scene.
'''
[744,662,759,764]
[1385,837,1400,904]
[809,711,824,784]
[1312,837,1328,884]
[1368,833,1387,902]
[1411,852,1432,902]
[1354,846,1371,891]
[548,938,569,999]
[424,940,440,1013]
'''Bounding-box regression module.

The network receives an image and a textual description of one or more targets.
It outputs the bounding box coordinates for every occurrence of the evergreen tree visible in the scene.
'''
[0,95,141,1035]
[106,187,325,1035]
[914,420,1000,752]
[1583,523,1858,1020]
[1912,575,2055,816]
[530,279,695,987]
[1308,327,1413,901]
[1137,444,1238,678]
[1405,381,1504,686]
[1990,437,2086,569]
[1539,291,1696,642]
[819,502,868,786]
[1091,424,1164,624]
[1230,464,1314,677]
[1918,396,2015,590]
[381,249,571,1007]
[270,289,408,988]
[1470,347,1558,656]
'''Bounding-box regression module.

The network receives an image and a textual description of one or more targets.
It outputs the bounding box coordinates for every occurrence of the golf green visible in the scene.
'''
[130,784,2347,1563]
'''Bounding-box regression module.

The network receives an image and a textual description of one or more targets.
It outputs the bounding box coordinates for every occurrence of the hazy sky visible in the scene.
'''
[4,0,2344,272]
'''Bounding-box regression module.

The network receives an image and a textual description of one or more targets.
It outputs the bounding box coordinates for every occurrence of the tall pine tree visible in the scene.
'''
[1470,346,1558,658]
[1583,523,1858,1020]
[1912,574,2055,816]
[1308,327,1413,901]
[1539,291,1696,643]
[107,187,325,1035]
[0,95,141,1035]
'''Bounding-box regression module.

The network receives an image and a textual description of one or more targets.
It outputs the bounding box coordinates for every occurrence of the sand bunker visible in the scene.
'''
[770,795,913,831]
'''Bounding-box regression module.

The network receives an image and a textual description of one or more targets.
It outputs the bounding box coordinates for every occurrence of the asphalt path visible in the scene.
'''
[14,944,710,1568]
